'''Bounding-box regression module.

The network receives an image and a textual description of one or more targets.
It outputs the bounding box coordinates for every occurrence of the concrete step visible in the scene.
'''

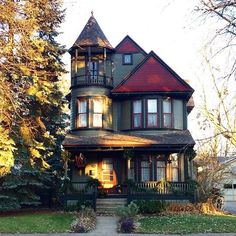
[96,198,127,215]
[97,198,127,205]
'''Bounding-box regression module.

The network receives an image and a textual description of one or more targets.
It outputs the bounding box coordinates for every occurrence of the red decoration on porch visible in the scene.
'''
[75,153,86,168]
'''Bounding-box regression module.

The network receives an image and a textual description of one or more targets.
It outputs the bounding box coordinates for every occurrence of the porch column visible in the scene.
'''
[127,158,131,179]
[179,153,185,182]
[184,154,189,180]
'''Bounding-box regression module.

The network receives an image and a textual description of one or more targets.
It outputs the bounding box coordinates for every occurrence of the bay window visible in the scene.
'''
[132,100,142,128]
[163,99,172,128]
[147,99,158,127]
[93,99,103,127]
[77,99,87,127]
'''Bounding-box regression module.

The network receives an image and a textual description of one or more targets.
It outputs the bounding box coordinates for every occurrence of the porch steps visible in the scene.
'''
[96,198,127,215]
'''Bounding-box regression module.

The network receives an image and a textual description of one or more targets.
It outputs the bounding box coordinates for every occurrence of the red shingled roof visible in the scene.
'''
[112,51,194,93]
[116,35,146,54]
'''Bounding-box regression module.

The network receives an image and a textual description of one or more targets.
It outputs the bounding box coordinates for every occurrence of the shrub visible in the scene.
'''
[166,203,198,213]
[134,200,168,214]
[119,218,136,233]
[70,207,96,233]
[64,200,92,212]
[116,202,139,219]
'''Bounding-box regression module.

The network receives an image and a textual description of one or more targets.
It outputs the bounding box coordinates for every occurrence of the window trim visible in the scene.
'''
[132,100,143,129]
[146,99,159,128]
[162,98,173,128]
[77,99,88,128]
[123,53,133,65]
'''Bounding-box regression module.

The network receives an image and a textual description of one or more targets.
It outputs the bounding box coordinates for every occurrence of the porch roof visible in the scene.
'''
[62,130,195,150]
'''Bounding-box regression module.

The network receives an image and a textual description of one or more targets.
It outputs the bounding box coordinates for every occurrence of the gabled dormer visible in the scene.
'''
[112,51,194,131]
[113,36,147,87]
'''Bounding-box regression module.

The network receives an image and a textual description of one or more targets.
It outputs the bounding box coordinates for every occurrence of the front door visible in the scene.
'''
[102,158,116,188]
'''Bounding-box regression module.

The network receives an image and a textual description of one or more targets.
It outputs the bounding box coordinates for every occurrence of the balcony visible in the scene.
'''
[71,75,113,88]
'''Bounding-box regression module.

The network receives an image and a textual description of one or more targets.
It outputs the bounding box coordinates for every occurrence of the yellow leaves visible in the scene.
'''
[19,65,31,76]
[29,147,41,158]
[0,126,15,177]
[36,116,46,131]
[27,77,54,104]
[20,125,33,146]
[27,86,37,96]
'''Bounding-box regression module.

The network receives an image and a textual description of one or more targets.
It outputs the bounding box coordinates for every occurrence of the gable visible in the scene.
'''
[112,51,194,94]
[115,35,146,54]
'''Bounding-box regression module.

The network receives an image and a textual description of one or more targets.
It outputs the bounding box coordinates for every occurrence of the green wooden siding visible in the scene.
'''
[120,100,131,130]
[112,53,146,87]
[173,99,183,129]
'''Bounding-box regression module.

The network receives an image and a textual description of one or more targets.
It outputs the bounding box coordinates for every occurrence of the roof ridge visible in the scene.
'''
[115,35,147,55]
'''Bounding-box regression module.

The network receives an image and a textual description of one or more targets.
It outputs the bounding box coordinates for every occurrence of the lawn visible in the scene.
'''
[138,214,236,234]
[0,212,74,233]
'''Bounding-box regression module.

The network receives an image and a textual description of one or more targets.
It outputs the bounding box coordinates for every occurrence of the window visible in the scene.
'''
[87,61,98,79]
[77,99,87,127]
[93,99,103,127]
[123,54,132,65]
[171,155,179,182]
[163,99,172,128]
[102,158,113,181]
[141,160,150,182]
[224,184,233,189]
[147,99,158,127]
[132,100,142,128]
[156,161,166,181]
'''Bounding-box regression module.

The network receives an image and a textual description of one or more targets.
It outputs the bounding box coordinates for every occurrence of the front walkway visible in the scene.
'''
[88,216,118,235]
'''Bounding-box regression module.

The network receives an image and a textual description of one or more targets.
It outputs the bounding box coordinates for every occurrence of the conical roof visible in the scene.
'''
[71,14,114,50]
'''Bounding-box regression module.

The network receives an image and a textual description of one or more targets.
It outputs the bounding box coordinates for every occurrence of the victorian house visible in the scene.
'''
[62,14,195,205]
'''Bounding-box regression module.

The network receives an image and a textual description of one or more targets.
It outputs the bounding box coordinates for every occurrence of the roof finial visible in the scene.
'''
[91,10,94,17]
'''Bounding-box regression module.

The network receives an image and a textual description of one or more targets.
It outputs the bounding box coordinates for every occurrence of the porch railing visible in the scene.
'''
[128,181,196,203]
[135,181,193,194]
[64,181,97,210]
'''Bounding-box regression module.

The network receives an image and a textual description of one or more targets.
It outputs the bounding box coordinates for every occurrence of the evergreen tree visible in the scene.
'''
[0,0,67,210]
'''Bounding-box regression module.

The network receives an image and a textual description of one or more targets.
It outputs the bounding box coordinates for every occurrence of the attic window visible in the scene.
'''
[123,54,132,65]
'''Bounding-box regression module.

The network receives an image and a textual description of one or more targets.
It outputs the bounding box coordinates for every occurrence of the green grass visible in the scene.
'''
[138,214,236,234]
[0,212,74,233]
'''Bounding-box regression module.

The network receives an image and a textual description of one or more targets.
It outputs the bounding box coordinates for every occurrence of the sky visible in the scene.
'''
[57,0,221,142]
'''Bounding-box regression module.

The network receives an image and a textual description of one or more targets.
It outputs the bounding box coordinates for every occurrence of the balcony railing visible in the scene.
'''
[72,75,113,88]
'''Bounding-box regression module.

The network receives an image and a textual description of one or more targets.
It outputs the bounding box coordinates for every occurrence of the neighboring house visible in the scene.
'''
[218,157,236,206]
[62,14,195,205]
